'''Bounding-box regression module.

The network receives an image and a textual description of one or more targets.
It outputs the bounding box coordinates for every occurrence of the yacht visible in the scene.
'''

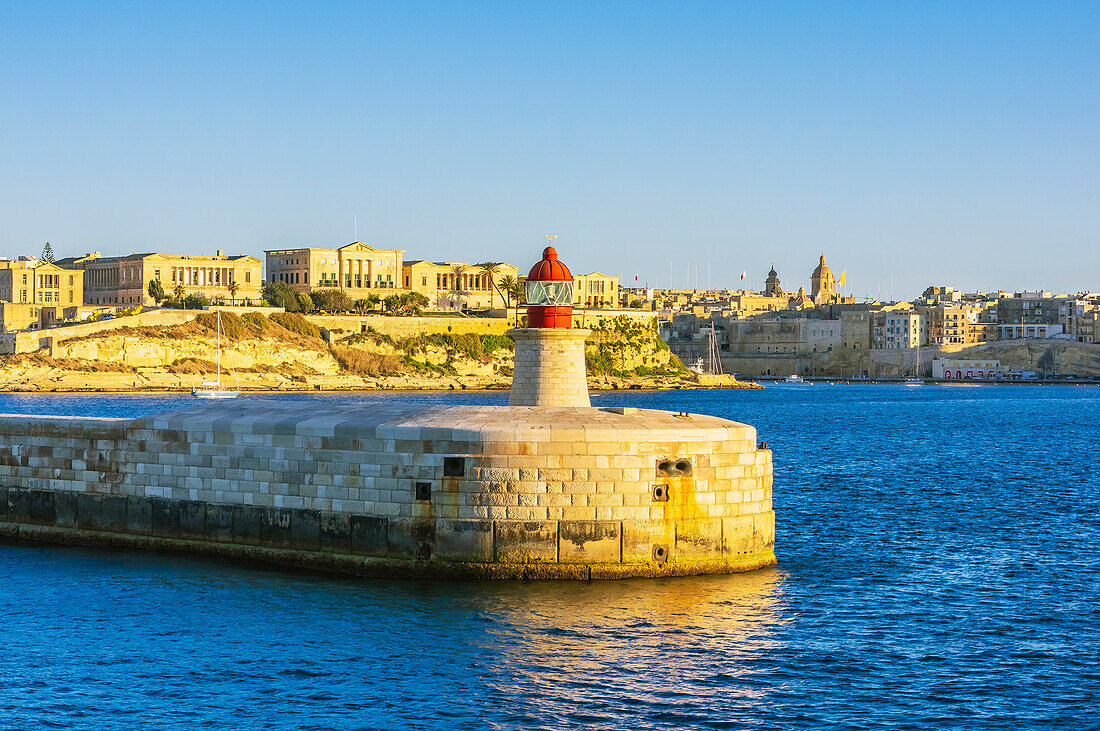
[192,310,240,399]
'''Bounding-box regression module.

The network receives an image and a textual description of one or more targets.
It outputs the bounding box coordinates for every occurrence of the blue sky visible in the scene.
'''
[1,1,1096,298]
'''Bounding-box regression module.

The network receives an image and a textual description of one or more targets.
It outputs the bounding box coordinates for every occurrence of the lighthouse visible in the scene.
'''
[508,247,592,407]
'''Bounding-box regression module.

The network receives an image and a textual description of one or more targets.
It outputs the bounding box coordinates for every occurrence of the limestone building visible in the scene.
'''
[57,251,261,306]
[572,272,620,308]
[402,260,519,310]
[265,242,403,296]
[0,258,84,309]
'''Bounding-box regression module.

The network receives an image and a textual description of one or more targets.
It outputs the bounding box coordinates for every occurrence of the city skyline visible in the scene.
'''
[2,1,1097,297]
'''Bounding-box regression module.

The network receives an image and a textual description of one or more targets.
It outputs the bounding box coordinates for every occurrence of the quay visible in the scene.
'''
[0,249,775,579]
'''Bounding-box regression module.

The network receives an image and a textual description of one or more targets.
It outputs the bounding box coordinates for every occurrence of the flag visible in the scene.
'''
[839,270,846,287]
[634,274,639,281]
[740,270,746,281]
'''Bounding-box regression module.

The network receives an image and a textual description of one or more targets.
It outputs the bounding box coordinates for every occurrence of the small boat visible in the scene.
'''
[903,377,924,387]
[784,374,809,384]
[192,310,240,399]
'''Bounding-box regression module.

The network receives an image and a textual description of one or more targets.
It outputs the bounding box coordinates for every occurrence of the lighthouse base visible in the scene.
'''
[508,328,591,407]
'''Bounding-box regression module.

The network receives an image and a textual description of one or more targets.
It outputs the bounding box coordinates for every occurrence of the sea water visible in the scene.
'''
[0,385,1096,729]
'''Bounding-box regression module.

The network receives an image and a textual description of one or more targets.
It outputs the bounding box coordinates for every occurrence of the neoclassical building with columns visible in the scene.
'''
[265,242,404,296]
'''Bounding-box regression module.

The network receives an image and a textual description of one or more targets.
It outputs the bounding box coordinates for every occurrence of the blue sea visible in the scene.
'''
[0,385,1097,730]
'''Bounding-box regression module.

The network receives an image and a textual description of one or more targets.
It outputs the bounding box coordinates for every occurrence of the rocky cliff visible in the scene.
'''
[0,311,706,392]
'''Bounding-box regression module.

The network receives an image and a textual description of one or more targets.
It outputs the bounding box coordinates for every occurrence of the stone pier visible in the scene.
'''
[0,401,775,579]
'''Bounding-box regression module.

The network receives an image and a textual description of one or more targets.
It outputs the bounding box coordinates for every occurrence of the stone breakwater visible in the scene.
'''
[0,402,774,579]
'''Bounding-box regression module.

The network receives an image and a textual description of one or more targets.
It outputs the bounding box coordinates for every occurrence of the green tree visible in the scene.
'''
[383,291,429,316]
[261,281,300,311]
[41,242,54,264]
[173,282,187,305]
[296,292,314,312]
[227,279,240,305]
[311,288,353,313]
[147,278,166,305]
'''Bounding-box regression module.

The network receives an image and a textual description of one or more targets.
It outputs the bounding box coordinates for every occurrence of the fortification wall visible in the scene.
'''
[306,314,511,340]
[0,401,774,579]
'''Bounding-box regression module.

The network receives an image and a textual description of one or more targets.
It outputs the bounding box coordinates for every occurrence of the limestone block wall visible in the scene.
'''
[508,328,591,407]
[306,314,511,340]
[0,402,774,579]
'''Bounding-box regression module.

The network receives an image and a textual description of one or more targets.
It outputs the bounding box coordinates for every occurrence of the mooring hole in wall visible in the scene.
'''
[656,459,693,478]
[415,482,432,501]
[652,484,669,502]
[443,457,465,477]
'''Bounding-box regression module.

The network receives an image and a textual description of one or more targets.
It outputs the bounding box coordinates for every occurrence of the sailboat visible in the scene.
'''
[192,310,240,399]
[903,338,924,386]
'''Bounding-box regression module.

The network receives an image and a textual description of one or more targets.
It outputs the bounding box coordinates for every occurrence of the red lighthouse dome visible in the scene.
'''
[525,247,574,328]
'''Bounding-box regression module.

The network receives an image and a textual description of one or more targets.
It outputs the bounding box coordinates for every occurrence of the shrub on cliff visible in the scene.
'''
[330,346,402,376]
[269,312,323,339]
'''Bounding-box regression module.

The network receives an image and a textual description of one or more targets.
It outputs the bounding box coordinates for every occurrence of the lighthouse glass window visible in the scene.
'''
[526,280,573,305]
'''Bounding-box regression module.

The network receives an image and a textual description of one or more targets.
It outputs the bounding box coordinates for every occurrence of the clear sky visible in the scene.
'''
[1,1,1096,299]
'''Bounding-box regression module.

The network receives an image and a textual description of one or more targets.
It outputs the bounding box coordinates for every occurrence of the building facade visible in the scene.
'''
[265,242,403,296]
[58,252,260,306]
[0,259,84,309]
[572,272,620,308]
[879,310,923,349]
[997,292,1063,339]
[932,358,1004,380]
[403,261,519,310]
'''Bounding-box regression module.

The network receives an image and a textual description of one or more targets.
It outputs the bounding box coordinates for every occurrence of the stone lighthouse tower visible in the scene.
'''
[508,247,591,407]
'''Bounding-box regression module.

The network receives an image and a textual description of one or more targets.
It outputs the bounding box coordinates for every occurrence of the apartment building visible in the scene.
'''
[997,292,1064,339]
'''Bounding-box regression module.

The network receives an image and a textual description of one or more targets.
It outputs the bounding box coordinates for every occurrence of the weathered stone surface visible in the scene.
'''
[290,508,321,551]
[28,490,55,524]
[235,506,264,545]
[319,512,352,552]
[100,496,127,531]
[435,519,493,562]
[205,503,235,542]
[76,494,101,530]
[350,515,388,556]
[54,492,78,527]
[125,496,153,534]
[494,521,558,563]
[178,501,206,539]
[261,507,292,547]
[559,520,620,563]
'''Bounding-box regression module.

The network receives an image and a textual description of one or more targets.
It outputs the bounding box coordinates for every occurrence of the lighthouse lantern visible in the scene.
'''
[525,246,573,328]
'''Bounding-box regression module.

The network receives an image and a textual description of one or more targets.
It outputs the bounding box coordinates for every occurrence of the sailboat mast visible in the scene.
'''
[217,310,222,387]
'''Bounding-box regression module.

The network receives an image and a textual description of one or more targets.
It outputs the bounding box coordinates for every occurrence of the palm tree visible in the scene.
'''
[475,261,505,310]
[507,280,525,325]
[227,279,240,305]
[498,275,517,308]
[173,282,186,305]
[450,264,468,312]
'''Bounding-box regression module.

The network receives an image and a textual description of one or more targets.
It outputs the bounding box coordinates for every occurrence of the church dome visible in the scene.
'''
[812,254,833,280]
